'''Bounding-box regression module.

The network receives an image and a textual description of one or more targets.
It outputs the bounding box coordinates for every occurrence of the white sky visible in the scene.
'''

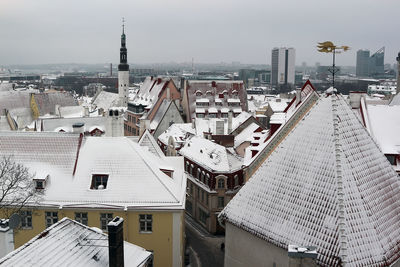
[1,0,399,66]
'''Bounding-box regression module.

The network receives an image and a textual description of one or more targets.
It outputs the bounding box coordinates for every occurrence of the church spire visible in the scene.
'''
[119,18,128,69]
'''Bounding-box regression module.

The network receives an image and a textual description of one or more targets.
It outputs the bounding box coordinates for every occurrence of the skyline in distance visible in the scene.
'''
[1,0,399,66]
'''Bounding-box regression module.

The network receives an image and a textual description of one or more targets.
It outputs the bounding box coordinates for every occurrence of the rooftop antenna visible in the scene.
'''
[122,17,125,34]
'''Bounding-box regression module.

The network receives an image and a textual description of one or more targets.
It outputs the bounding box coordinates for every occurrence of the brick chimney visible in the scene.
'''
[108,217,124,267]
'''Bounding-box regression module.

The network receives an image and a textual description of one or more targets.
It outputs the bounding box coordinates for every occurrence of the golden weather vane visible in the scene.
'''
[317,41,350,91]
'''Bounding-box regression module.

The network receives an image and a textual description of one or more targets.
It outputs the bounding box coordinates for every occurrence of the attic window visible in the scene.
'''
[91,174,109,190]
[160,168,174,178]
[34,175,49,190]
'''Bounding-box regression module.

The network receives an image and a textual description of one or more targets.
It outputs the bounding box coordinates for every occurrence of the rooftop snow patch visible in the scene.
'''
[219,94,400,266]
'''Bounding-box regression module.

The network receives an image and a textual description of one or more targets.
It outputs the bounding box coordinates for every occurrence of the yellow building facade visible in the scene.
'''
[0,133,187,267]
[6,208,184,267]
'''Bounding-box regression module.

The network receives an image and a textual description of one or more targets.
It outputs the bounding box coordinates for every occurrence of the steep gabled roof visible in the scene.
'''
[220,95,400,266]
[138,130,165,158]
[0,217,151,267]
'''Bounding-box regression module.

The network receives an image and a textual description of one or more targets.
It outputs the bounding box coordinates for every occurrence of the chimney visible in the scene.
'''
[295,88,301,106]
[228,111,233,134]
[288,245,318,267]
[72,123,85,134]
[108,217,124,267]
[84,106,89,117]
[192,118,196,131]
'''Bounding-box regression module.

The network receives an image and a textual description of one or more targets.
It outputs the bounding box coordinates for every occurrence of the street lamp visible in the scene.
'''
[317,41,350,91]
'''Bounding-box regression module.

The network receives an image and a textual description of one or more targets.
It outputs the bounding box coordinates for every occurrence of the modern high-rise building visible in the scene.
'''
[118,22,129,107]
[271,47,295,86]
[356,49,370,77]
[369,47,385,77]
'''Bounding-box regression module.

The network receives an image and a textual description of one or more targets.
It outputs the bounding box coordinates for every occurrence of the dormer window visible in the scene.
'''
[34,175,49,190]
[91,174,109,190]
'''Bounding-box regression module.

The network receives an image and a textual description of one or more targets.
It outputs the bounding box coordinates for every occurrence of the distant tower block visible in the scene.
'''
[118,18,129,107]
[397,52,400,94]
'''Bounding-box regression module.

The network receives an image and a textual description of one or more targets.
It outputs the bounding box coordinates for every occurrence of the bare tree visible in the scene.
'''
[0,156,42,218]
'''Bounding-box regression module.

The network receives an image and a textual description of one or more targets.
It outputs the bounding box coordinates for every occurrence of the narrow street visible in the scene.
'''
[185,215,225,267]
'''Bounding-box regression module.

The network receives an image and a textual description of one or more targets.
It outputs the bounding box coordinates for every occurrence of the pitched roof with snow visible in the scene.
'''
[41,116,106,133]
[179,135,243,173]
[390,93,400,106]
[131,77,171,109]
[92,91,119,111]
[0,217,151,267]
[0,132,186,210]
[220,95,400,266]
[158,123,195,147]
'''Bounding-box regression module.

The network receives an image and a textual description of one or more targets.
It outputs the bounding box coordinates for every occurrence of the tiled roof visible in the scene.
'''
[0,132,186,209]
[92,91,119,111]
[179,135,243,172]
[0,217,151,267]
[41,116,107,133]
[34,92,78,116]
[390,93,400,106]
[220,95,400,266]
[138,130,165,158]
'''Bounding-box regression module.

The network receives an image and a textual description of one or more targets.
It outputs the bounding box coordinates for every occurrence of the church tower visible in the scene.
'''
[118,19,129,107]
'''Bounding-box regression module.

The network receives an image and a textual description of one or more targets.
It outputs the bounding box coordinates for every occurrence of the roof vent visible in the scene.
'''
[200,149,203,153]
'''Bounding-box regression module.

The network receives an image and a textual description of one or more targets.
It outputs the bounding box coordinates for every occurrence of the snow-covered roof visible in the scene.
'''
[390,92,400,106]
[158,123,195,147]
[179,136,243,172]
[0,132,186,210]
[234,122,260,148]
[92,91,119,111]
[364,104,400,155]
[220,95,400,266]
[138,130,165,158]
[149,99,173,130]
[0,217,151,267]
[131,77,170,108]
[41,116,106,133]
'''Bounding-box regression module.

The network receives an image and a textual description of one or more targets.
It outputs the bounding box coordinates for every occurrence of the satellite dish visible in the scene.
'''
[9,213,21,229]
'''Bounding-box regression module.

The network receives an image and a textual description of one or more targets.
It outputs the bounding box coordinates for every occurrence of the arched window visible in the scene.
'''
[185,161,189,172]
[201,171,205,183]
[234,175,239,187]
[218,178,225,189]
[197,168,201,180]
[190,164,194,176]
[206,174,210,186]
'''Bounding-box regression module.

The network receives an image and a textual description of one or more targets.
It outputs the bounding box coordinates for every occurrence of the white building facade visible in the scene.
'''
[271,47,295,86]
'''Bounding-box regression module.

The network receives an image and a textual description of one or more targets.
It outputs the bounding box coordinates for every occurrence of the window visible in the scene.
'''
[190,183,193,194]
[20,210,32,228]
[199,209,208,224]
[139,214,152,232]
[100,213,113,231]
[186,200,193,215]
[217,178,225,189]
[91,174,109,190]
[197,187,200,199]
[196,113,205,118]
[218,196,225,208]
[75,212,88,226]
[206,195,209,206]
[185,161,189,172]
[386,155,396,165]
[201,190,204,202]
[234,175,239,187]
[196,168,201,180]
[190,164,194,176]
[45,211,58,228]
[206,174,210,186]
[201,171,205,183]
[35,180,44,189]
[221,113,228,118]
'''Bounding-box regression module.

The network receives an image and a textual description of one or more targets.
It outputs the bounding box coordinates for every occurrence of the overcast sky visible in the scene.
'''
[1,0,399,66]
